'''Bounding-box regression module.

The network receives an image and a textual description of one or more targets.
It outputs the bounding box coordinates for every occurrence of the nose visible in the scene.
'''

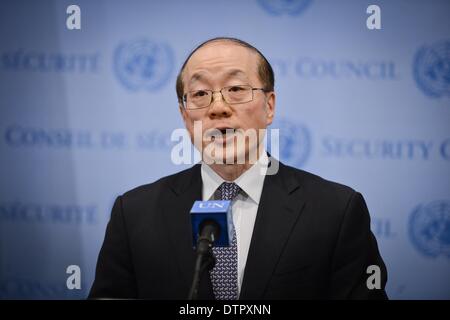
[207,91,232,119]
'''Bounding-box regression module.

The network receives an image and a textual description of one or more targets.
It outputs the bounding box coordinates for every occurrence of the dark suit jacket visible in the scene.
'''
[89,159,388,299]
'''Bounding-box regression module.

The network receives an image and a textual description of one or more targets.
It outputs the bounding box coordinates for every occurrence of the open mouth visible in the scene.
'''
[205,127,238,142]
[218,128,236,135]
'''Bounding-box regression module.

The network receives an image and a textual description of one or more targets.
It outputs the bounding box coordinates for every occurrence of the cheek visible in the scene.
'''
[183,113,207,145]
[184,112,202,128]
[240,103,268,128]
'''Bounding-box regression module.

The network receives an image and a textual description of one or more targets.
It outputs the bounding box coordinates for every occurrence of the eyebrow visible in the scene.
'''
[188,69,249,85]
[226,69,248,79]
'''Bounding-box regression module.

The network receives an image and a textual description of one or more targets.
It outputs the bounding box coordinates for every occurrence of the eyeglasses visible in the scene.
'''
[182,85,268,110]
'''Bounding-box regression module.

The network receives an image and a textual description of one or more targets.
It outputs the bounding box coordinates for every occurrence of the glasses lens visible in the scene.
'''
[186,90,211,109]
[223,85,252,104]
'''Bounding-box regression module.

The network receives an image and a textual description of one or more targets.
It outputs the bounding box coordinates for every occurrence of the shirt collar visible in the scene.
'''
[201,152,268,204]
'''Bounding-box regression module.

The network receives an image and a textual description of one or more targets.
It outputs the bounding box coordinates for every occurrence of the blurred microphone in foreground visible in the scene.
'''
[188,200,233,300]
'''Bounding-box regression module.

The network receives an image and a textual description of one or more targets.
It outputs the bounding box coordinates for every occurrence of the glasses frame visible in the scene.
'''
[182,85,269,110]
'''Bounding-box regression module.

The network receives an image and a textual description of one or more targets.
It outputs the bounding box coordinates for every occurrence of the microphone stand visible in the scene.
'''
[188,236,216,300]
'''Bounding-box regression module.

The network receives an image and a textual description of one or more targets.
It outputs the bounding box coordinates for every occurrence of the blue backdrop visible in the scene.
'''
[0,0,449,299]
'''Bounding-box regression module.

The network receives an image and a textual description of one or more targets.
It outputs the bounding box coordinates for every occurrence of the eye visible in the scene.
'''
[228,86,245,92]
[192,90,209,97]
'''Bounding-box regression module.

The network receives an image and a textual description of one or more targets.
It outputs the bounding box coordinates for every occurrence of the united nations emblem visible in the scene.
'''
[114,39,174,91]
[271,118,311,168]
[413,40,450,98]
[257,0,313,16]
[409,200,450,258]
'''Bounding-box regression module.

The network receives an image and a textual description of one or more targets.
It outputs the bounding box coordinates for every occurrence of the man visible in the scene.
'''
[89,37,388,299]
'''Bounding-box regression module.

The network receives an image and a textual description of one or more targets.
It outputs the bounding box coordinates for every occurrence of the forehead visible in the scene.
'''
[183,41,260,85]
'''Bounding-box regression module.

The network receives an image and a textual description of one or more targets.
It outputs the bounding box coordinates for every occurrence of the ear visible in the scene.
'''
[265,91,276,126]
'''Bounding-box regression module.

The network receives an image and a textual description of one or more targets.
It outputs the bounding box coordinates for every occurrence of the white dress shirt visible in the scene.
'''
[201,152,269,295]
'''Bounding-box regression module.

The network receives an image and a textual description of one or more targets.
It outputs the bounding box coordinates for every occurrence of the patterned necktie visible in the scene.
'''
[210,182,240,300]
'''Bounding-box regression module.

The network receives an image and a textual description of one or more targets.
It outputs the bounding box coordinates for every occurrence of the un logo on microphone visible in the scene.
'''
[114,39,174,91]
[257,0,312,16]
[409,200,450,258]
[413,40,450,98]
[273,118,311,168]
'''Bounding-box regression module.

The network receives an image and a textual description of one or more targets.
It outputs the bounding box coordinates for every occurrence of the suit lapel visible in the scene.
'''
[240,161,306,299]
[161,164,214,299]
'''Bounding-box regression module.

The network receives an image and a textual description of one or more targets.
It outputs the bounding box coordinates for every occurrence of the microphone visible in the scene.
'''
[188,200,233,299]
[190,200,233,248]
[196,219,220,254]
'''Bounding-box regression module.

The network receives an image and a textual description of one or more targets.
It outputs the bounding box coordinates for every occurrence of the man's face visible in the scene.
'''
[180,41,275,164]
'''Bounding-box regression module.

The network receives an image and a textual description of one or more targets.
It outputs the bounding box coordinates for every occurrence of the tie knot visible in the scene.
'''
[216,182,241,201]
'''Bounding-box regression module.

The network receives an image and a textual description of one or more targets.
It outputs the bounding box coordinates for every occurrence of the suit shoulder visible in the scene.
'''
[281,163,356,198]
[121,165,199,201]
[280,163,364,224]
